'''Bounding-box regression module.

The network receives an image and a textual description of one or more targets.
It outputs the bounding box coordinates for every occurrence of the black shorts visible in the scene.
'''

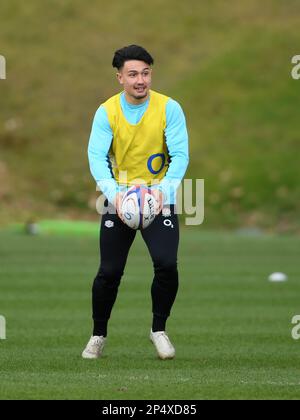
[99,201,179,271]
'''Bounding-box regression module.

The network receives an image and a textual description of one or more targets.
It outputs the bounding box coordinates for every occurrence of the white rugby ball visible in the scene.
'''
[120,185,158,230]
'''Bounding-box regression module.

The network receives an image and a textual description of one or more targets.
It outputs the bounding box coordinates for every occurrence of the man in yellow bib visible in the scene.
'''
[83,45,189,360]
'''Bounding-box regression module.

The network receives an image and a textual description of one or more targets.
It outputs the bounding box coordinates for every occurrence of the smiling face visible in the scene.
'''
[116,60,152,104]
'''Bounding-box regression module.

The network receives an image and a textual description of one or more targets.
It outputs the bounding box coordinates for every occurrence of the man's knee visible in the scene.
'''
[93,264,124,289]
[154,259,178,287]
[154,259,178,275]
[152,259,179,291]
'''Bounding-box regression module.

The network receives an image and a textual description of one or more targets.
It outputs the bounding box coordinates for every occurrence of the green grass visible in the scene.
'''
[1,226,300,400]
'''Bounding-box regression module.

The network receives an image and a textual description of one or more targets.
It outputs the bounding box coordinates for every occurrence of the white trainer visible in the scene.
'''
[150,330,175,360]
[82,336,106,359]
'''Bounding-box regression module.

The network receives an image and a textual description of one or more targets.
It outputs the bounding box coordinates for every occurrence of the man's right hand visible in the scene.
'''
[114,192,124,221]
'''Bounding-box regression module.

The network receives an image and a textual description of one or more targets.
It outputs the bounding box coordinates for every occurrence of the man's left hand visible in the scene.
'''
[151,189,164,215]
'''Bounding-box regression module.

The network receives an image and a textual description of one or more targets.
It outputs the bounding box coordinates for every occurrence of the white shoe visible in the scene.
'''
[82,336,106,359]
[150,330,175,360]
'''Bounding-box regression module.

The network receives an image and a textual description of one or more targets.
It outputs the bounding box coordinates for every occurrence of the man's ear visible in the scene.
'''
[116,72,123,85]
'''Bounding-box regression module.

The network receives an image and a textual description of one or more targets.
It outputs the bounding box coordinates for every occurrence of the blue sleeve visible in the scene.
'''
[158,99,189,203]
[87,106,119,204]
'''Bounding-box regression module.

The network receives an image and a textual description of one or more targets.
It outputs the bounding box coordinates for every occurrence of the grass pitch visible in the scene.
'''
[0,225,300,400]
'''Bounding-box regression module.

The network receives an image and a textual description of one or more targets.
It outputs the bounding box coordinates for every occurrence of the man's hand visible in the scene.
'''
[114,189,164,222]
[151,189,164,215]
[114,192,125,221]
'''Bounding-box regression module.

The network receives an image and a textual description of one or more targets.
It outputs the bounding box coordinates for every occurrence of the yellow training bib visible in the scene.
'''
[102,90,170,186]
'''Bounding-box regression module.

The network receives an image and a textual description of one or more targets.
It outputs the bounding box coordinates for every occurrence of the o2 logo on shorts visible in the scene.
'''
[163,219,174,229]
[147,153,168,175]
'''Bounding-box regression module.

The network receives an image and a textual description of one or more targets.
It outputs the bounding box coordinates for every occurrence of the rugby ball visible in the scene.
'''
[120,185,158,230]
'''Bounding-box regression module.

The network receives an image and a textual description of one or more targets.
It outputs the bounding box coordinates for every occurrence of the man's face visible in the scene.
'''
[117,60,152,103]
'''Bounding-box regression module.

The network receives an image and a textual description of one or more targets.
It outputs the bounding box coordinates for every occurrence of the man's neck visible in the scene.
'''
[124,91,150,105]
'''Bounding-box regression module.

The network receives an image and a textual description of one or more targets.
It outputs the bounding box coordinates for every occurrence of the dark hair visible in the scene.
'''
[112,45,154,70]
